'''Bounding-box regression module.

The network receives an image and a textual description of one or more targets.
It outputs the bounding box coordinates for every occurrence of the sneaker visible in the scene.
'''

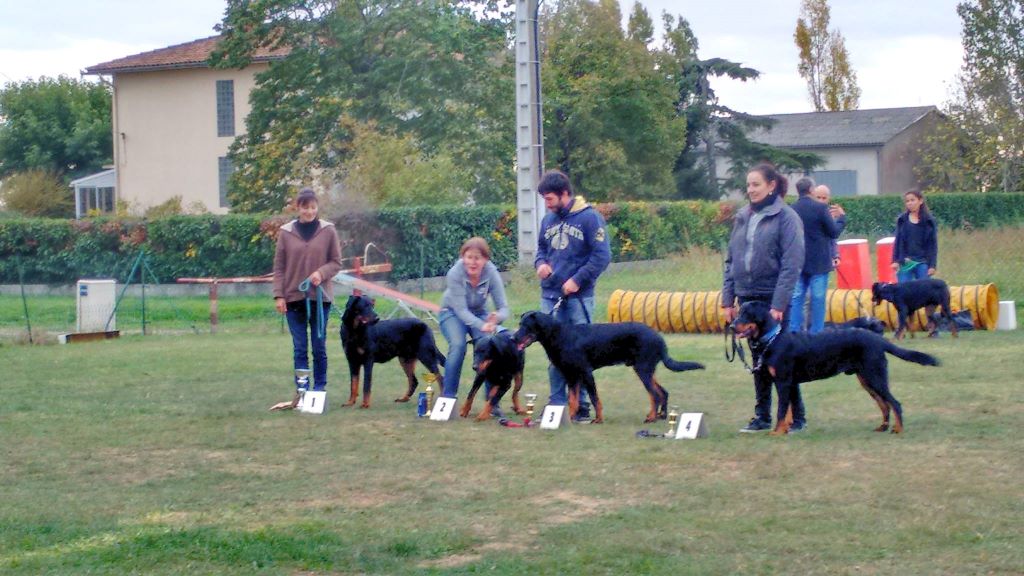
[789,420,807,433]
[490,406,505,419]
[739,418,771,433]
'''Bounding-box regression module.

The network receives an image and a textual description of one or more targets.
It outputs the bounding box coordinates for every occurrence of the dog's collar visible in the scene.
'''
[749,324,781,373]
[757,324,782,347]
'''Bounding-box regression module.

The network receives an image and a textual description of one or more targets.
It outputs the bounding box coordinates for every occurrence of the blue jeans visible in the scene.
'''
[286,301,332,391]
[541,295,594,409]
[897,262,930,283]
[789,272,830,334]
[438,308,488,398]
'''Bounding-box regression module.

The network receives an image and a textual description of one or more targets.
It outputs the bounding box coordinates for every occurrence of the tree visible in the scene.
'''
[211,0,514,212]
[339,120,471,208]
[659,14,822,198]
[0,76,112,181]
[626,1,654,46]
[0,169,73,217]
[794,0,860,111]
[917,0,1024,192]
[540,0,685,201]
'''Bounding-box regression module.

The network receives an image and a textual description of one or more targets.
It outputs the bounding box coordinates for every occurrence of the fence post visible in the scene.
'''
[17,257,33,344]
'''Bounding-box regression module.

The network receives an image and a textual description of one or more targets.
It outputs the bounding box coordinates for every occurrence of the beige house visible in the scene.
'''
[86,36,287,214]
[740,106,944,197]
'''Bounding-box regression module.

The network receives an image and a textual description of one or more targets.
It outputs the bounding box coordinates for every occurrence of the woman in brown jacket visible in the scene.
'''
[272,188,343,399]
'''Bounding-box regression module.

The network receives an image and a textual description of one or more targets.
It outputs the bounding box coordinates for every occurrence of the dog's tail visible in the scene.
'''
[436,346,446,367]
[883,341,940,367]
[662,353,705,373]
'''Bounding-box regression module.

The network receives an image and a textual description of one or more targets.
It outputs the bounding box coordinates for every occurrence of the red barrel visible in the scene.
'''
[835,239,872,289]
[875,237,896,284]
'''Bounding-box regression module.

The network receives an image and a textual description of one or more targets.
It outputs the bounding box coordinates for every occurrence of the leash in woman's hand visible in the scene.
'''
[298,276,327,340]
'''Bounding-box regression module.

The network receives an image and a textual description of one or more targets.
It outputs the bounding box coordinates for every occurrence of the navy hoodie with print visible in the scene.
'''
[534,196,611,300]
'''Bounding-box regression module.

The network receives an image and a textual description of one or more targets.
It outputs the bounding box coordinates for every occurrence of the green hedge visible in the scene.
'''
[2,193,1022,284]
[836,192,1024,235]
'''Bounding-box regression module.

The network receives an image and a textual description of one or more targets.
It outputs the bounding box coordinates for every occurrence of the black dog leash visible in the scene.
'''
[551,295,593,324]
[724,323,780,373]
[723,326,754,372]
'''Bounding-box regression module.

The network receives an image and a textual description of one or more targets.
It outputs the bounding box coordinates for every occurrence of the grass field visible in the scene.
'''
[2,307,1023,573]
[3,231,1024,573]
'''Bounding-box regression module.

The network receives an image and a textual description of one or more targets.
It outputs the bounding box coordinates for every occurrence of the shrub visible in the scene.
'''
[0,170,73,218]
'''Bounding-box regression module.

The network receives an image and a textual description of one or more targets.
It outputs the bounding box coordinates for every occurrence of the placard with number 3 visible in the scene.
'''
[539,405,565,429]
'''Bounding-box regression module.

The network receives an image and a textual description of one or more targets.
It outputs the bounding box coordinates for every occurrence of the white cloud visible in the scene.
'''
[1,38,161,84]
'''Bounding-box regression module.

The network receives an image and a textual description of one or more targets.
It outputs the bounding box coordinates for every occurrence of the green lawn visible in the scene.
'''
[1,324,1022,574]
[2,231,1023,573]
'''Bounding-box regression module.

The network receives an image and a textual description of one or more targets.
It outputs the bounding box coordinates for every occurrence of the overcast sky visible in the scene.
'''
[0,0,965,115]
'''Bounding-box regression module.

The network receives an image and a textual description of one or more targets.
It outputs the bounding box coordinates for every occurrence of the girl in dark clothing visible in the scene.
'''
[891,189,938,283]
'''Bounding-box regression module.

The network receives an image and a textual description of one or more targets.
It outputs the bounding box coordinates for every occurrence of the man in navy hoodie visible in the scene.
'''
[789,178,845,334]
[534,170,611,420]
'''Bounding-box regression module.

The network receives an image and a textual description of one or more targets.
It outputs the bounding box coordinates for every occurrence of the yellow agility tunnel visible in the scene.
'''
[607,284,1000,334]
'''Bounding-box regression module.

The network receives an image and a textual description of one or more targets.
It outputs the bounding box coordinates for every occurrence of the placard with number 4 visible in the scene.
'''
[674,413,708,439]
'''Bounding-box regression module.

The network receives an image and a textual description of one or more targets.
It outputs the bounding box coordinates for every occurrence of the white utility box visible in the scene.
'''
[76,279,117,333]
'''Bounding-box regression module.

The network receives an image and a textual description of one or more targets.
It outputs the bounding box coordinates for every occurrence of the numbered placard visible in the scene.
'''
[429,396,457,421]
[673,412,708,439]
[299,391,328,415]
[539,405,566,429]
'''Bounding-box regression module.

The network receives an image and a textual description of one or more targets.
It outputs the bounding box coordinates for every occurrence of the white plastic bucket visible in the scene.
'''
[996,301,1017,331]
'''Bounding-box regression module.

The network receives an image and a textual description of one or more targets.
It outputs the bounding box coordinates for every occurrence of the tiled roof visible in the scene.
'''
[85,35,289,74]
[748,106,939,149]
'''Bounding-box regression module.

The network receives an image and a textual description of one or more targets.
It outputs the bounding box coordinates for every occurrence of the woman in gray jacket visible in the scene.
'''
[439,237,509,399]
[721,163,806,433]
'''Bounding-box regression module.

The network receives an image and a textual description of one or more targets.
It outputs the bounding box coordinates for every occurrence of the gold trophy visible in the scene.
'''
[525,393,537,425]
[425,382,435,413]
[666,405,680,438]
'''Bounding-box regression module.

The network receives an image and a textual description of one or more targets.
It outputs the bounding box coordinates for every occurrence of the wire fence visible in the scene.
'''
[3,224,1022,344]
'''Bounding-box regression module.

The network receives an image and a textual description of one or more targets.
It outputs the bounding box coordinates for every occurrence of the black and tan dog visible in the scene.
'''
[732,300,940,435]
[513,311,704,424]
[459,331,526,421]
[872,279,959,339]
[339,295,445,408]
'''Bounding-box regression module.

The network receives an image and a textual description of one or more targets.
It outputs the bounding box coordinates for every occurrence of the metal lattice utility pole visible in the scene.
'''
[515,0,544,265]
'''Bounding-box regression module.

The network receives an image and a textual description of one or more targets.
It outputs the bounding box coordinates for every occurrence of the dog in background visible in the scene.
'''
[872,279,958,339]
[513,311,705,424]
[732,300,939,435]
[829,316,886,335]
[339,295,445,408]
[459,331,525,421]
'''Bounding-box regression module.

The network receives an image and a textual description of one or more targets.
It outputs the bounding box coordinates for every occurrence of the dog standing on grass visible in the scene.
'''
[513,311,704,424]
[872,279,959,339]
[731,300,940,435]
[339,295,445,408]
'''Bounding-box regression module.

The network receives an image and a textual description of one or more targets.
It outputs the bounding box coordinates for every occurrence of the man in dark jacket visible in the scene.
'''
[534,170,611,419]
[789,179,845,333]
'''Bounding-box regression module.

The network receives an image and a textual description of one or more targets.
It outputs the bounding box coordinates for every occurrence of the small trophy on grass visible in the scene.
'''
[524,393,538,426]
[425,382,435,415]
[666,405,680,438]
[269,368,311,411]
